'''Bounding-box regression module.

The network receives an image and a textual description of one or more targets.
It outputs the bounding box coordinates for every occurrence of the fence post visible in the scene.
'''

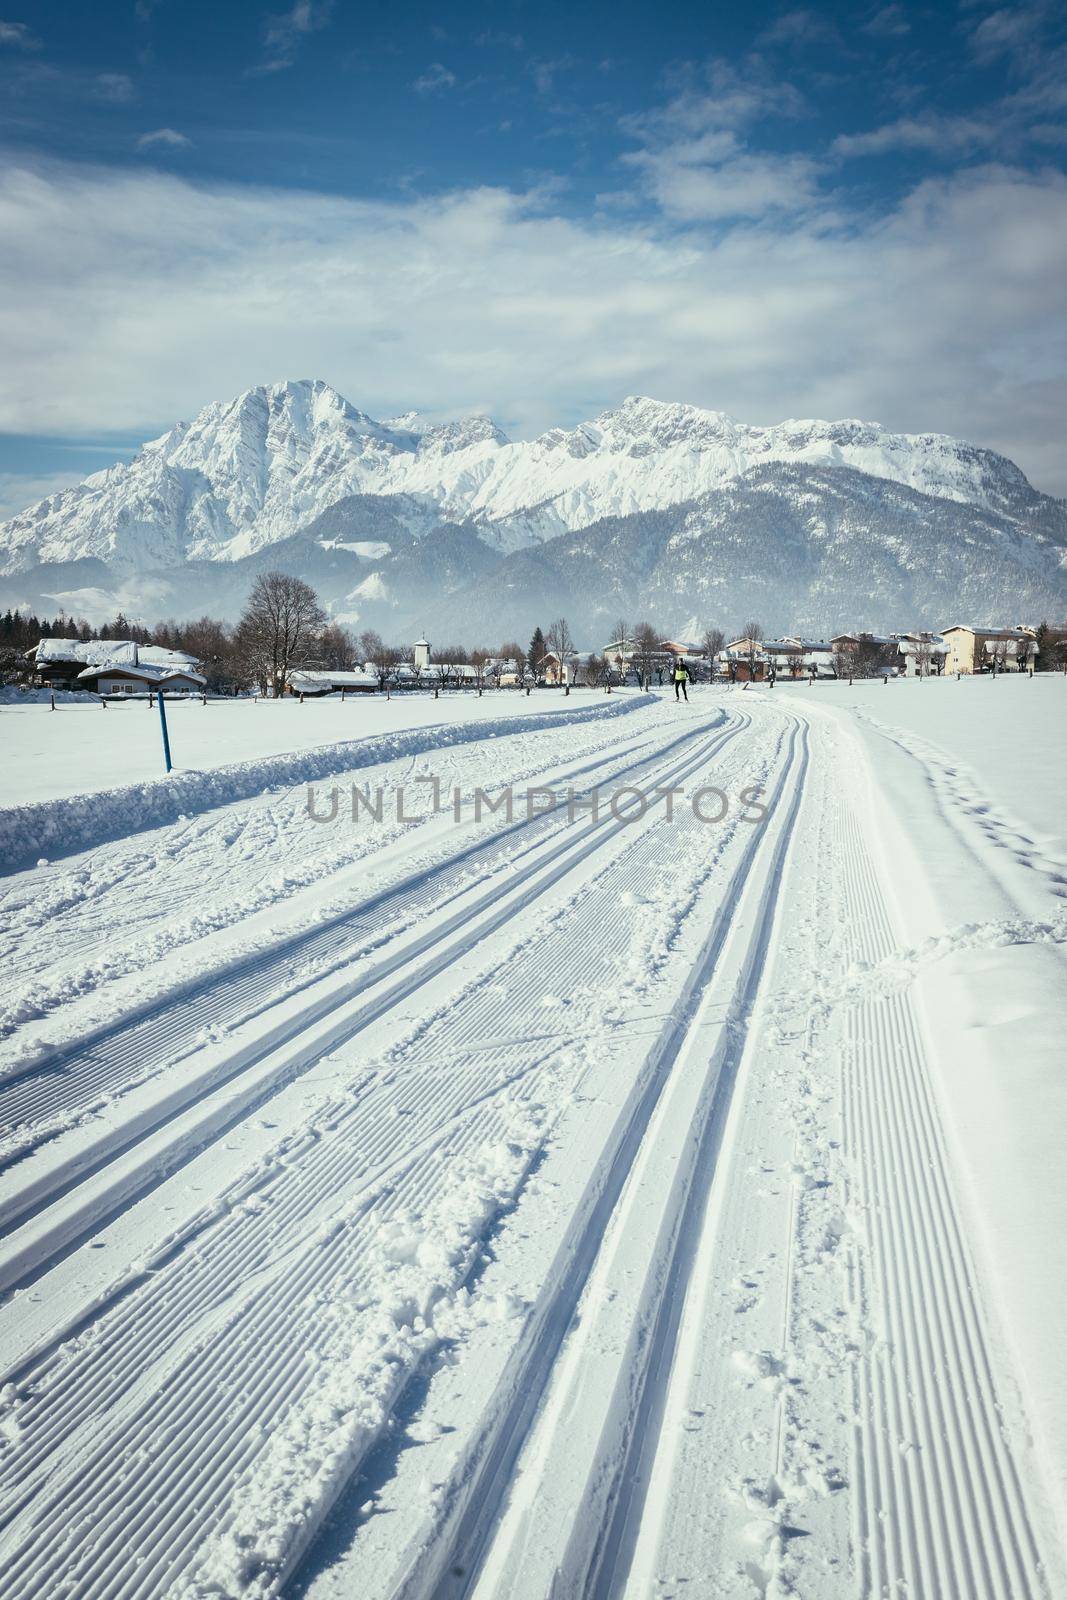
[157,689,172,772]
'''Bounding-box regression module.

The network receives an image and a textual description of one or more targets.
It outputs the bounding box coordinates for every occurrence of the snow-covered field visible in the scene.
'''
[0,677,1064,1598]
[1,689,611,807]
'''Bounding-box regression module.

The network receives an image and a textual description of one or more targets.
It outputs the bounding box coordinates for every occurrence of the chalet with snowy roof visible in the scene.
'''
[415,661,479,685]
[941,625,1037,674]
[542,650,580,686]
[659,639,704,659]
[79,661,206,696]
[286,668,378,697]
[765,638,836,677]
[896,632,948,676]
[29,638,203,692]
[719,637,768,681]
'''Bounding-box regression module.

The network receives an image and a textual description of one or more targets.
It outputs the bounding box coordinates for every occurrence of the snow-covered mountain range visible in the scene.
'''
[2,378,1065,637]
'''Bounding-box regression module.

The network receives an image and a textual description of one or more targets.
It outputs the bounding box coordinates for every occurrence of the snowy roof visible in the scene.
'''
[76,661,206,685]
[941,625,1035,639]
[33,638,200,669]
[420,661,478,675]
[898,632,947,649]
[288,669,378,689]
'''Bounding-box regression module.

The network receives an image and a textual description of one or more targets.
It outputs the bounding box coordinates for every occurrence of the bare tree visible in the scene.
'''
[168,615,233,691]
[608,617,631,681]
[854,635,896,679]
[584,652,607,688]
[236,572,326,695]
[911,633,933,678]
[319,622,357,670]
[832,645,855,680]
[702,626,724,676]
[632,621,659,688]
[546,617,576,685]
[470,648,491,690]
[360,631,400,689]
[434,643,471,666]
[357,629,383,667]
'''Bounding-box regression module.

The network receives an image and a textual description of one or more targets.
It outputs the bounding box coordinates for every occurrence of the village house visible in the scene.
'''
[896,632,949,676]
[719,636,768,681]
[941,625,1038,674]
[78,661,207,696]
[832,630,948,676]
[542,649,580,686]
[601,637,704,681]
[830,632,901,677]
[763,638,836,678]
[285,668,378,697]
[416,660,479,687]
[29,638,202,690]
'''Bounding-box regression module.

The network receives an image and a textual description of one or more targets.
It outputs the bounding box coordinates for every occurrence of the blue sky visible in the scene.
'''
[1,0,1065,507]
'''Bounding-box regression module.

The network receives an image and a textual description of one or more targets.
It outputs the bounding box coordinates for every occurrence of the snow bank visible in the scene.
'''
[0,696,650,874]
[0,685,90,705]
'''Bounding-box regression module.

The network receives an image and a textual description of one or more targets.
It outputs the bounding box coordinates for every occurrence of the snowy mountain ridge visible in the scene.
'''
[0,378,1053,578]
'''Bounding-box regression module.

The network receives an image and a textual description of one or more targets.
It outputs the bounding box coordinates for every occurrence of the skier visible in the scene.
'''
[673,657,691,702]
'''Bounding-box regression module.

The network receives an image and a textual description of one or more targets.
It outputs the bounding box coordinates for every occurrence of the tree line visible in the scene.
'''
[5,578,1065,690]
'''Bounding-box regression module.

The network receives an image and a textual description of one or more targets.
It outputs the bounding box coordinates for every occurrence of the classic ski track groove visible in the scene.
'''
[839,798,1048,1600]
[1,695,1055,1600]
[0,717,674,1132]
[0,714,743,1269]
[0,709,780,1599]
[384,716,810,1600]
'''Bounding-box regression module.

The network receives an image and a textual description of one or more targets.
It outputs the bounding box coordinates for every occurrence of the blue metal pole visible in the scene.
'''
[157,689,173,773]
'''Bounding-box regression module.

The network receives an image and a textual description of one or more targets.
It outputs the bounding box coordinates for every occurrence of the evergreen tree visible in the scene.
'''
[528,625,546,679]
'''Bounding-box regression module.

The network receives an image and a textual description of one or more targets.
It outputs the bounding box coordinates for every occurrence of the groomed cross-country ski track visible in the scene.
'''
[1,686,1064,1600]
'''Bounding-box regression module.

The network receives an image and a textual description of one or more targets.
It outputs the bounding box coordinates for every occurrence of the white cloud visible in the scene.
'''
[0,468,86,520]
[0,157,1065,494]
[137,127,192,151]
[833,112,998,158]
[530,56,574,96]
[624,133,823,220]
[0,19,40,48]
[257,0,333,74]
[862,5,911,38]
[758,10,843,48]
[94,72,136,103]
[627,58,806,138]
[412,62,456,94]
[620,61,817,223]
[968,5,1044,67]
